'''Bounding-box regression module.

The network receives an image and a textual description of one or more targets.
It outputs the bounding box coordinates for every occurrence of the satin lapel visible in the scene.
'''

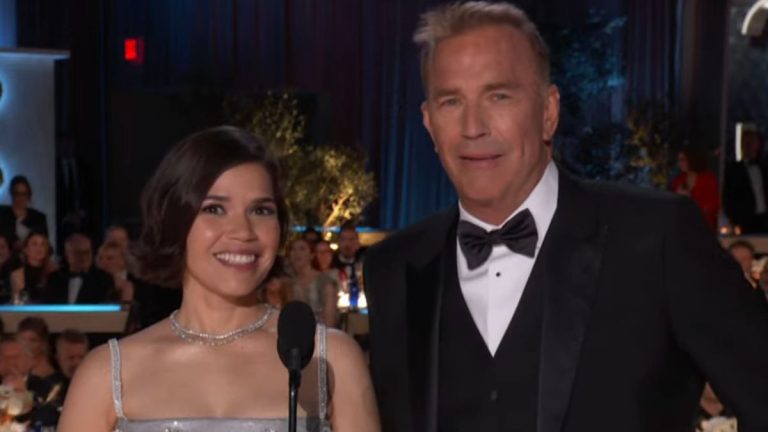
[537,174,608,432]
[405,208,458,432]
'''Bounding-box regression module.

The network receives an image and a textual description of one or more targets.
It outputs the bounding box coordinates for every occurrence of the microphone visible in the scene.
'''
[277,301,316,432]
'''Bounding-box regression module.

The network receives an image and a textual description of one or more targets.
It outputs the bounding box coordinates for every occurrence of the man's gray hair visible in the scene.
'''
[413,1,551,91]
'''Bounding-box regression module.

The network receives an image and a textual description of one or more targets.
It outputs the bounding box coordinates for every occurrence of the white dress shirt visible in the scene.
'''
[68,276,83,304]
[457,161,559,355]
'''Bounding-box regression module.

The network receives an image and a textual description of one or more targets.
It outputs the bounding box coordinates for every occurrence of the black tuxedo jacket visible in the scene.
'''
[365,173,768,432]
[0,205,49,246]
[43,266,116,304]
[723,160,768,228]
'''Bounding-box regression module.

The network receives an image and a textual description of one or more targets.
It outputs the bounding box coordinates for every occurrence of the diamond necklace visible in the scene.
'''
[169,304,275,346]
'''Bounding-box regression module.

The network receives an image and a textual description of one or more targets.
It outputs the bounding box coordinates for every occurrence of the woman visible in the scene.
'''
[17,316,59,380]
[288,238,338,327]
[670,148,719,231]
[59,126,379,432]
[96,241,135,302]
[10,231,56,303]
[0,175,49,250]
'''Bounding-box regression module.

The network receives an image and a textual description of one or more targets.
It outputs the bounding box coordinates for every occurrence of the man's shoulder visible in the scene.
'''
[367,207,457,262]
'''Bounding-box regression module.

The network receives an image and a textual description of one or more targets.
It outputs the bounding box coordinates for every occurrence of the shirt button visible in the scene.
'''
[490,390,498,401]
[495,272,501,277]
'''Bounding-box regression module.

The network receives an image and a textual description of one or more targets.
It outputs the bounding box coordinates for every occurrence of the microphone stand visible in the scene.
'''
[288,348,302,432]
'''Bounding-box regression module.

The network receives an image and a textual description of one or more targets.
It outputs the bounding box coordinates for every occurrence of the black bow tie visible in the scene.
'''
[458,209,538,271]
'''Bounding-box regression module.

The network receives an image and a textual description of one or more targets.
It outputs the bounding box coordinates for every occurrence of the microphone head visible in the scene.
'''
[277,301,316,372]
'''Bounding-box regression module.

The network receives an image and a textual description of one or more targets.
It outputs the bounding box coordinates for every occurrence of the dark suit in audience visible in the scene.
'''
[43,265,116,304]
[0,205,48,248]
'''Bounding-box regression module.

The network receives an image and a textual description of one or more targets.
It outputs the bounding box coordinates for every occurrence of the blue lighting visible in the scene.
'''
[0,304,123,313]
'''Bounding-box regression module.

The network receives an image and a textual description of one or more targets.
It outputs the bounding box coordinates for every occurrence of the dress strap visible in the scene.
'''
[107,338,126,419]
[317,324,329,424]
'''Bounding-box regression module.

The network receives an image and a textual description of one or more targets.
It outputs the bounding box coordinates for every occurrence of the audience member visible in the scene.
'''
[0,234,16,300]
[670,148,719,231]
[104,224,131,253]
[16,317,57,380]
[332,222,363,270]
[96,241,134,302]
[54,329,89,390]
[43,233,115,304]
[287,238,338,326]
[724,130,768,233]
[0,335,61,427]
[10,231,56,303]
[0,175,49,250]
[302,227,321,246]
[728,240,758,288]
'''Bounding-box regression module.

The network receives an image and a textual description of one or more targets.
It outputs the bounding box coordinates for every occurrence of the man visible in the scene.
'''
[333,222,364,306]
[724,130,768,233]
[55,329,89,381]
[364,3,768,432]
[333,222,363,269]
[0,335,60,426]
[43,233,115,303]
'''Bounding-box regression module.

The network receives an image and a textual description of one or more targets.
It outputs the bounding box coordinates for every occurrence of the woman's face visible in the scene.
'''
[11,183,31,209]
[314,242,333,271]
[184,163,281,300]
[24,235,49,265]
[97,248,125,275]
[677,152,689,173]
[289,239,313,270]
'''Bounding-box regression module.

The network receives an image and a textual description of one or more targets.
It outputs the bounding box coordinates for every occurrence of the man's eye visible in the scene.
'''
[439,98,460,107]
[491,93,510,101]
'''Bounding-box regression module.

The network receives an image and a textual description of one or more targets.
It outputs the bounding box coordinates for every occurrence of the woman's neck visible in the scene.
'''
[176,283,267,334]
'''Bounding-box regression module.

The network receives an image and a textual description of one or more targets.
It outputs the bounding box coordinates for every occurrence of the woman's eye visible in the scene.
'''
[251,205,277,216]
[201,204,225,215]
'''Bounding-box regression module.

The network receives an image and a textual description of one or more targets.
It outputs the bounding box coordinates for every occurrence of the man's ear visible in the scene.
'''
[542,85,560,142]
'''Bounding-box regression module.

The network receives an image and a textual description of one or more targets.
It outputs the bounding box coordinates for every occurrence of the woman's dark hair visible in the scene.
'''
[133,126,289,288]
[679,148,709,173]
[9,175,32,196]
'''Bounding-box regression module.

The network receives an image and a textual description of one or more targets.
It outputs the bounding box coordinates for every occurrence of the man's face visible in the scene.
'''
[421,25,559,218]
[66,237,93,273]
[0,341,33,375]
[56,341,88,379]
[338,229,359,260]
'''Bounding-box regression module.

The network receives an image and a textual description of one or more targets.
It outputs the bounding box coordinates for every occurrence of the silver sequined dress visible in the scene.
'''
[108,325,332,432]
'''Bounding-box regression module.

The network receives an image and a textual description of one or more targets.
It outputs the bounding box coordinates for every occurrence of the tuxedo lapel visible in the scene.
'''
[537,174,608,432]
[404,208,458,432]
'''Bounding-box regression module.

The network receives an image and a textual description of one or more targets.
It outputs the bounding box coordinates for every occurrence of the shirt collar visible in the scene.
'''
[458,160,559,251]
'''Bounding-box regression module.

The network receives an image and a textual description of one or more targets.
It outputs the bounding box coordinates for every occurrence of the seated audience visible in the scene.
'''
[10,231,56,303]
[16,317,57,380]
[288,238,337,326]
[0,175,49,250]
[0,234,16,301]
[43,233,115,304]
[104,224,131,253]
[0,335,61,427]
[96,241,134,302]
[54,328,89,400]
